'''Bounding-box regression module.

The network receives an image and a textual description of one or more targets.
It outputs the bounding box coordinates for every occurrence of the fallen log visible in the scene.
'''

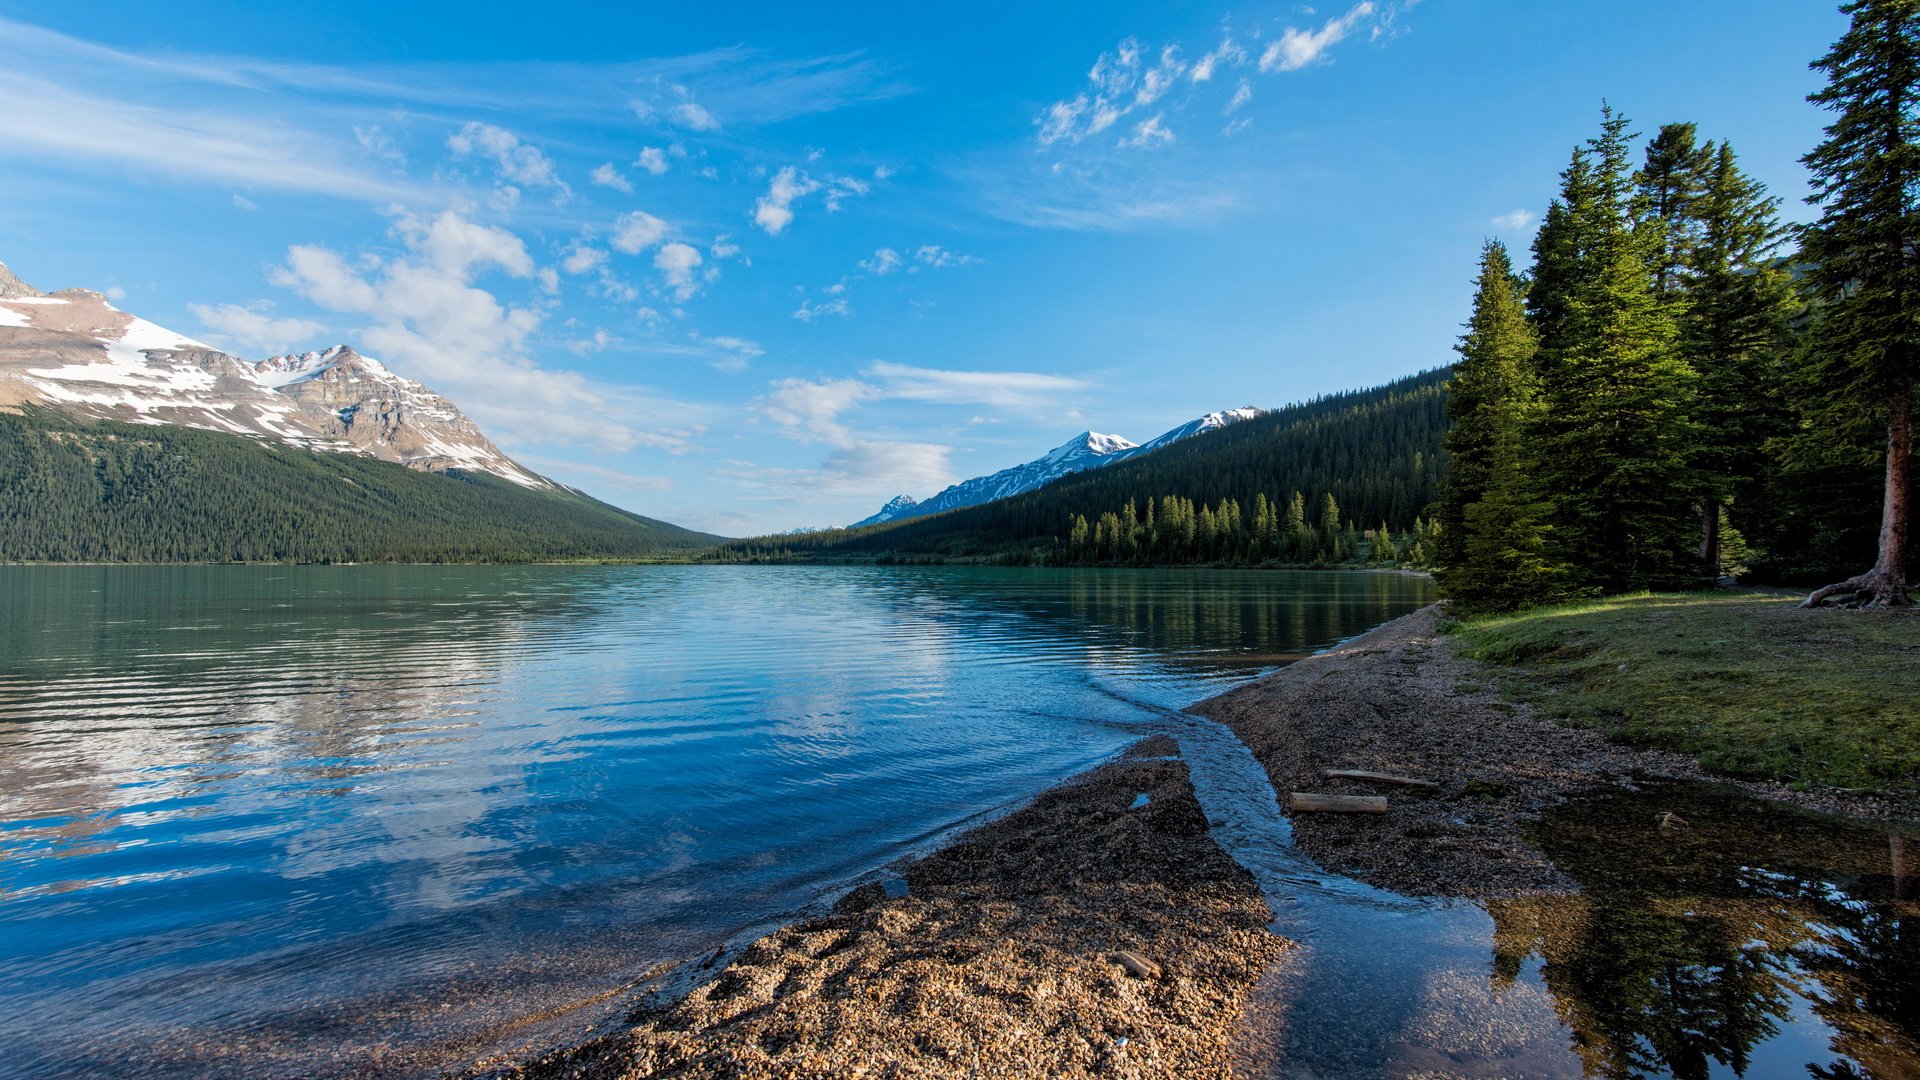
[1323,769,1440,791]
[1287,792,1388,814]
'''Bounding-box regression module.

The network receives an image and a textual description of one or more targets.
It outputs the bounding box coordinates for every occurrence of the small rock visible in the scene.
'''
[1112,950,1161,979]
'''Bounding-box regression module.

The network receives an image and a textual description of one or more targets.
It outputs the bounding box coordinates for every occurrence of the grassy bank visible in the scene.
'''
[1450,592,1920,796]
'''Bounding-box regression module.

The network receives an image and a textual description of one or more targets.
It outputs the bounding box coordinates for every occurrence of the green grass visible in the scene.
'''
[1450,591,1920,795]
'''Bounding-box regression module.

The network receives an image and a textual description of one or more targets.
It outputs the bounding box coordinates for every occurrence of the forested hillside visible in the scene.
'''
[718,369,1448,564]
[0,410,721,562]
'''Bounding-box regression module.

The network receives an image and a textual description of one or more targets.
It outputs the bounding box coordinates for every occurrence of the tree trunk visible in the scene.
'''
[1699,498,1722,579]
[1805,381,1914,608]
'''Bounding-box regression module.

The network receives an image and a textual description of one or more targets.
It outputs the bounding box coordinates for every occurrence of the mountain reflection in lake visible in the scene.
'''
[0,564,1432,1079]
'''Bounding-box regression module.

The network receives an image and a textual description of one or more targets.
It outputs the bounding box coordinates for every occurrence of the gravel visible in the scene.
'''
[498,737,1287,1079]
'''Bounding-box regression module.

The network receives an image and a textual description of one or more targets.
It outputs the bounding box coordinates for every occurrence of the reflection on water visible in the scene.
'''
[1501,783,1920,1080]
[0,564,1432,1079]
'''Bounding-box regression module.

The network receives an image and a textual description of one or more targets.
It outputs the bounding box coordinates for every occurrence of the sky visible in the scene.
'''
[0,1,1847,536]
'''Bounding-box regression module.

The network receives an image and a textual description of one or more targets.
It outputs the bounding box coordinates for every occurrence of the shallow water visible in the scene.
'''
[0,564,1432,1078]
[1168,714,1920,1079]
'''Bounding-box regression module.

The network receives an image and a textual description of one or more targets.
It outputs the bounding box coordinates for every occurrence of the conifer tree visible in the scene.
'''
[1635,122,1717,299]
[1682,141,1797,575]
[1799,0,1920,607]
[1531,106,1701,592]
[1435,240,1538,587]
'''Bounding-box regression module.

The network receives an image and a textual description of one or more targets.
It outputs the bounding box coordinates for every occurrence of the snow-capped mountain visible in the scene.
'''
[849,494,921,529]
[852,406,1263,527]
[0,260,547,488]
[254,346,544,486]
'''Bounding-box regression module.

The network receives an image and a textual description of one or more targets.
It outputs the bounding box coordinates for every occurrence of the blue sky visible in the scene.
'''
[0,2,1844,535]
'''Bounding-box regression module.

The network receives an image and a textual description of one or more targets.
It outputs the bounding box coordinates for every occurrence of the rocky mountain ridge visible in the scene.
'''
[0,260,546,488]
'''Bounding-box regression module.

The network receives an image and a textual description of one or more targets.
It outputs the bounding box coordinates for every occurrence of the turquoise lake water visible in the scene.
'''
[0,564,1433,1077]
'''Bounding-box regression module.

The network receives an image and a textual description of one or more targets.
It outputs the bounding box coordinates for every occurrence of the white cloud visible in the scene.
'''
[189,300,323,356]
[710,234,743,260]
[562,245,609,275]
[611,210,670,253]
[0,66,419,201]
[753,165,870,234]
[818,441,954,497]
[913,245,977,268]
[1226,79,1253,113]
[589,162,633,193]
[860,247,903,275]
[690,333,763,372]
[1260,2,1376,73]
[654,242,704,301]
[866,361,1088,408]
[518,455,673,492]
[447,120,571,199]
[1120,113,1175,149]
[1191,36,1246,82]
[1492,208,1539,232]
[267,207,678,452]
[757,376,878,445]
[754,166,817,235]
[824,175,869,211]
[231,193,258,210]
[1038,36,1184,147]
[635,146,671,175]
[672,102,720,131]
[793,297,852,321]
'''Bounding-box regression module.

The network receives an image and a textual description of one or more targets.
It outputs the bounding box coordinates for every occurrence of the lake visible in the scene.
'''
[0,564,1433,1078]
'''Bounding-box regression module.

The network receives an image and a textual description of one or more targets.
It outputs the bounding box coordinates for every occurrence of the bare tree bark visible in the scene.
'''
[1699,499,1722,579]
[1805,381,1914,608]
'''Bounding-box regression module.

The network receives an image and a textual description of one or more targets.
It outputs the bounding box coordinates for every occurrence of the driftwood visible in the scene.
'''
[1323,769,1440,791]
[1112,950,1162,979]
[1287,792,1388,814]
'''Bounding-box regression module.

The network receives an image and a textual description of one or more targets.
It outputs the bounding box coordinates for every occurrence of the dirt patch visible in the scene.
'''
[1190,604,1916,899]
[496,737,1286,1079]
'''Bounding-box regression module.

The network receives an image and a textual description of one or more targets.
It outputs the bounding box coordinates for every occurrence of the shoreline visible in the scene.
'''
[494,737,1287,1079]
[490,600,1918,1077]
[1190,602,1918,898]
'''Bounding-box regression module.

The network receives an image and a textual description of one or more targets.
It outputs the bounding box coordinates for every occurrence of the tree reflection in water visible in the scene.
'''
[1487,783,1919,1079]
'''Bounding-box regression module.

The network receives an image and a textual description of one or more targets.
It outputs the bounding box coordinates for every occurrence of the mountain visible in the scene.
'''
[0,258,723,561]
[0,261,541,488]
[733,372,1448,563]
[849,494,920,529]
[255,346,546,487]
[851,406,1262,526]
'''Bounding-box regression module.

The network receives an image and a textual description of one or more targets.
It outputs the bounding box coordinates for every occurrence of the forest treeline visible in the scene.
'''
[0,409,719,562]
[712,370,1449,566]
[1436,0,1919,611]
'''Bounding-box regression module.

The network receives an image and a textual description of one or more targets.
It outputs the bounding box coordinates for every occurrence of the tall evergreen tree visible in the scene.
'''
[1435,242,1538,582]
[1683,141,1798,575]
[1635,122,1717,299]
[1799,0,1920,607]
[1531,106,1701,592]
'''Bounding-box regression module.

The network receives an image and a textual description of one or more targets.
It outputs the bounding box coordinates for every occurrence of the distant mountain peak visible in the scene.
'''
[850,494,920,529]
[847,405,1263,527]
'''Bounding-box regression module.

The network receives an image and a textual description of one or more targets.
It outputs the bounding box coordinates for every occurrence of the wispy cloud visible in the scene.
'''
[447,121,571,201]
[1259,2,1397,73]
[867,361,1089,409]
[1491,208,1539,232]
[189,300,325,356]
